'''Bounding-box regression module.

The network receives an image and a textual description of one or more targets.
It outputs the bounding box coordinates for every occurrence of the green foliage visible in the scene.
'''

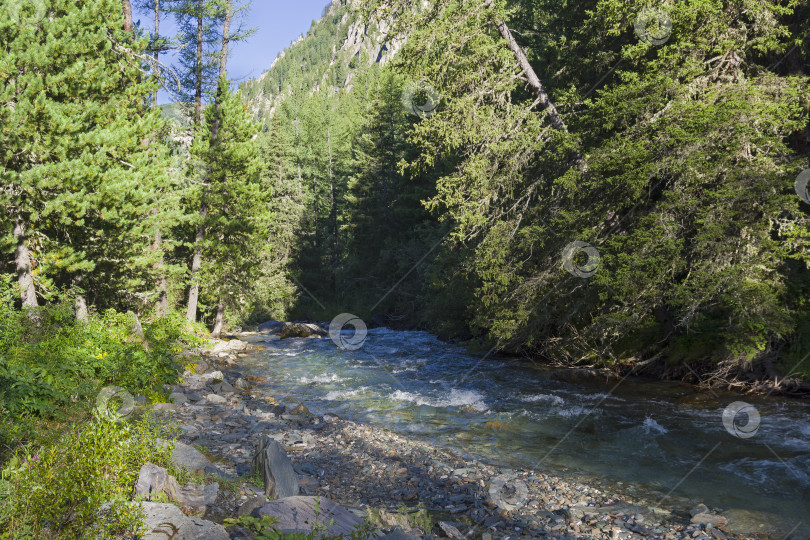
[0,298,187,420]
[0,413,176,539]
[332,0,810,377]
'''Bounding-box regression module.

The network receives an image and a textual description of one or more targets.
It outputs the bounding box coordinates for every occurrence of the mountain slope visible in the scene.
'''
[239,0,401,121]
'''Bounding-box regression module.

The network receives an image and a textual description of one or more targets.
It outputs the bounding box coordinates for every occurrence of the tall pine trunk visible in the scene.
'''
[153,227,169,315]
[153,0,160,105]
[186,0,208,322]
[193,0,204,126]
[211,298,225,338]
[186,202,207,322]
[482,0,566,131]
[150,2,169,316]
[295,117,303,195]
[122,0,133,32]
[13,216,38,310]
[328,124,338,293]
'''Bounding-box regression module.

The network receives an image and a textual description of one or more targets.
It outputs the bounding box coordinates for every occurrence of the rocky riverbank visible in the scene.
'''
[145,333,777,540]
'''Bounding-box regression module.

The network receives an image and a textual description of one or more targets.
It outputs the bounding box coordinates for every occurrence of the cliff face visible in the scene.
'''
[239,0,402,121]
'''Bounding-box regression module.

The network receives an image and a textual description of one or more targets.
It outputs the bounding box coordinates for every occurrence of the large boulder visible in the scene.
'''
[133,463,178,501]
[171,441,212,475]
[280,322,327,339]
[252,496,364,537]
[141,502,229,540]
[258,320,285,333]
[251,435,299,499]
[208,339,248,355]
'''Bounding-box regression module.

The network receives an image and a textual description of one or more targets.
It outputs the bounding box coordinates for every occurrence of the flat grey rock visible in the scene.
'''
[141,502,228,539]
[280,322,327,339]
[253,496,364,537]
[203,464,230,481]
[378,526,422,540]
[141,502,187,539]
[167,482,206,513]
[209,340,247,355]
[175,516,229,540]
[169,392,188,405]
[171,441,212,474]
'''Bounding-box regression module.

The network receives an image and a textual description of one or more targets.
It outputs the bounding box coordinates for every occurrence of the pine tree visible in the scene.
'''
[189,77,266,336]
[0,0,171,315]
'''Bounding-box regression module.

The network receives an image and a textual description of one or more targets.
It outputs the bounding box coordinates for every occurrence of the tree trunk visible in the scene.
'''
[13,216,38,309]
[73,274,89,322]
[482,0,566,132]
[75,294,89,322]
[218,0,231,80]
[194,0,204,128]
[152,227,169,316]
[328,124,337,292]
[122,0,133,32]
[211,298,225,338]
[209,0,232,146]
[295,118,303,195]
[153,0,160,105]
[186,202,208,322]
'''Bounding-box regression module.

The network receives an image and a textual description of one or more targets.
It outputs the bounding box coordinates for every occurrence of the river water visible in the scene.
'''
[239,328,810,537]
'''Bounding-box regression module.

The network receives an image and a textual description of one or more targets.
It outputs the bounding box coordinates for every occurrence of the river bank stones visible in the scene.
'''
[149,336,761,540]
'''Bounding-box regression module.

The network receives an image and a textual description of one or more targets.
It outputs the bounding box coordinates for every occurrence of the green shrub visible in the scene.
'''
[0,282,199,421]
[0,412,176,539]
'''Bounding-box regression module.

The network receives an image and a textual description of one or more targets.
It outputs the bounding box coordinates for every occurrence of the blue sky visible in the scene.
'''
[133,0,332,104]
